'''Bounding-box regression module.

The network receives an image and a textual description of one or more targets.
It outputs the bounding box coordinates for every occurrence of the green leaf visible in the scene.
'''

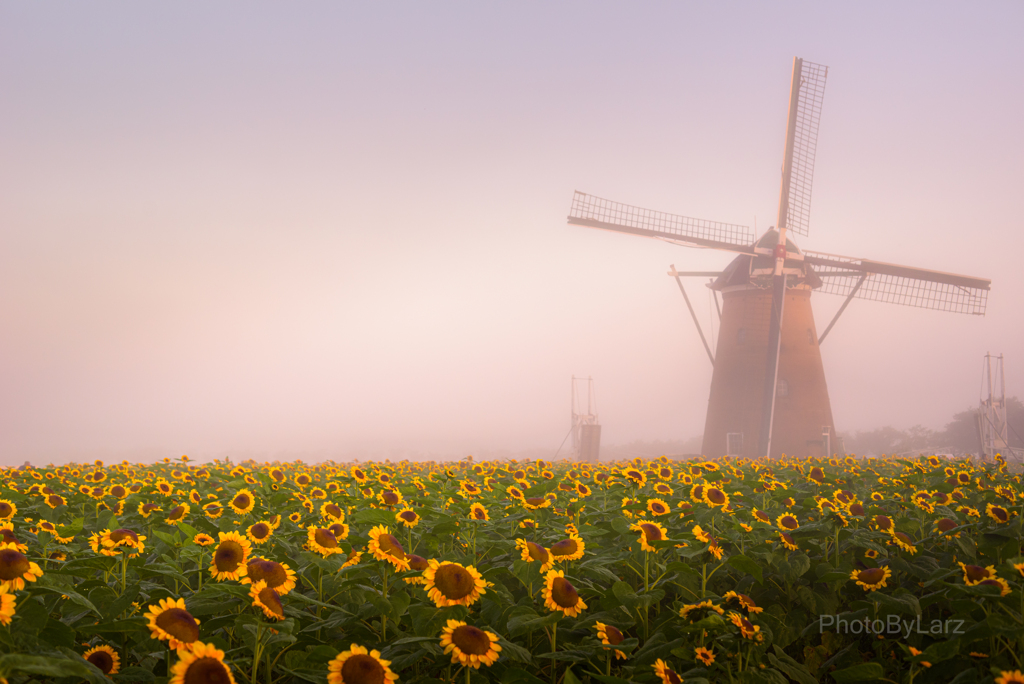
[611,517,631,535]
[29,585,101,616]
[831,662,884,683]
[767,646,816,684]
[727,554,763,584]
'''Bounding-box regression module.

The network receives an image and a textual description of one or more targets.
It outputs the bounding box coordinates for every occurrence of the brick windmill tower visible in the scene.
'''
[567,58,991,459]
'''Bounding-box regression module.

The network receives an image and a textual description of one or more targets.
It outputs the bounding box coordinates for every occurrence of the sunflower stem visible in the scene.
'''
[252,620,264,682]
[550,624,558,684]
[466,663,471,684]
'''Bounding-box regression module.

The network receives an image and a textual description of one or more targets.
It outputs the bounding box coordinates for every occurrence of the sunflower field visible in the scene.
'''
[0,454,1023,684]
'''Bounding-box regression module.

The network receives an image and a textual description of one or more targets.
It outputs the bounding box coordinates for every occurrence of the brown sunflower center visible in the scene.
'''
[893,532,913,545]
[526,542,549,563]
[779,516,798,530]
[250,523,270,539]
[183,656,233,684]
[0,503,12,517]
[665,668,682,684]
[0,549,30,580]
[111,486,126,498]
[233,494,251,509]
[874,515,892,531]
[651,502,667,514]
[639,523,662,541]
[964,565,990,582]
[341,654,386,684]
[550,577,580,608]
[549,539,578,557]
[143,504,160,513]
[325,504,342,518]
[525,497,546,506]
[314,529,338,549]
[87,650,115,674]
[991,507,1009,521]
[377,534,405,558]
[247,560,287,587]
[408,554,429,571]
[168,506,185,521]
[858,568,885,585]
[214,540,244,571]
[298,475,311,485]
[849,503,865,516]
[1,529,18,544]
[936,518,957,532]
[381,491,399,505]
[434,564,474,599]
[451,625,491,655]
[109,529,139,544]
[399,511,417,522]
[328,523,346,538]
[604,625,623,645]
[706,489,726,505]
[258,587,284,617]
[156,607,200,643]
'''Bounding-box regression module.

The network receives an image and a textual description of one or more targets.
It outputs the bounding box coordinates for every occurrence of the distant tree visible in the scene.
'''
[938,396,1024,453]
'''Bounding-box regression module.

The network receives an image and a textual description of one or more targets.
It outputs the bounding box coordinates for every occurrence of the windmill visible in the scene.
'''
[567,58,991,459]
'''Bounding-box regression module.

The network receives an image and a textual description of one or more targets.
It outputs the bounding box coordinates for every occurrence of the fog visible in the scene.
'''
[2,3,1022,465]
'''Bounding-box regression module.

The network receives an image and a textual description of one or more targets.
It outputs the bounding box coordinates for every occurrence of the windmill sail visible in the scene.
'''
[568,191,754,252]
[778,60,828,238]
[805,250,990,315]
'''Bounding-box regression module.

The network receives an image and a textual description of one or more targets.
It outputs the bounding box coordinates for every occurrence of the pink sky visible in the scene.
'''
[2,3,1022,464]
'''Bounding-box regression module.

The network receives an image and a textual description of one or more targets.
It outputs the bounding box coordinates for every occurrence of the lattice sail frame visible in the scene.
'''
[783,60,828,238]
[805,251,989,315]
[568,191,754,249]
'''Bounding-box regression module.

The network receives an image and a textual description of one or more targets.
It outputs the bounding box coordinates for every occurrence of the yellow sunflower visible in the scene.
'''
[778,532,798,551]
[996,671,1024,684]
[679,599,724,622]
[327,644,397,684]
[169,641,237,684]
[246,521,274,545]
[439,620,502,668]
[850,566,891,591]
[728,611,763,641]
[423,560,486,607]
[653,659,683,684]
[549,535,585,562]
[776,513,799,530]
[722,591,763,614]
[83,645,120,675]
[0,543,43,592]
[889,530,918,555]
[395,507,420,528]
[542,569,587,617]
[165,503,190,525]
[469,503,489,521]
[139,502,163,518]
[321,502,345,522]
[0,585,15,626]
[703,487,729,508]
[595,621,626,659]
[631,520,668,553]
[250,580,285,620]
[646,499,670,517]
[516,539,553,572]
[522,497,551,510]
[228,489,256,515]
[144,597,201,652]
[304,525,343,557]
[242,558,298,594]
[203,502,224,519]
[194,533,215,546]
[695,646,715,666]
[378,489,403,508]
[0,501,16,520]
[691,525,710,543]
[987,503,1011,524]
[367,525,410,570]
[210,531,251,581]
